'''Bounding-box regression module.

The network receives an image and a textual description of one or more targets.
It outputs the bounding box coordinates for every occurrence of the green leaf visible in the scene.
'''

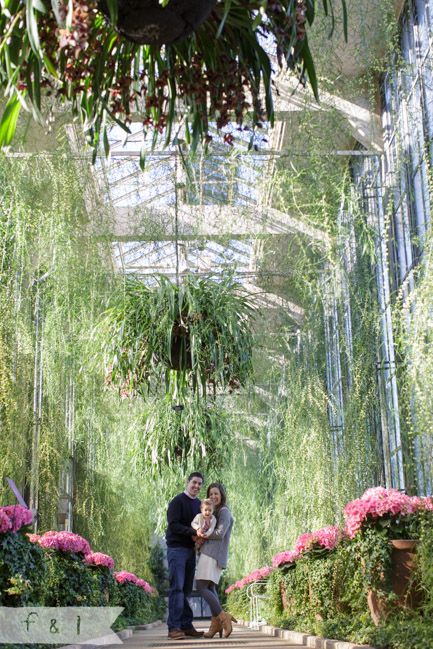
[300,35,319,102]
[140,138,146,171]
[25,0,41,54]
[42,53,58,78]
[305,0,315,25]
[104,0,118,24]
[50,0,64,25]
[65,0,73,30]
[0,94,22,147]
[216,0,232,39]
[103,126,110,159]
[342,0,348,41]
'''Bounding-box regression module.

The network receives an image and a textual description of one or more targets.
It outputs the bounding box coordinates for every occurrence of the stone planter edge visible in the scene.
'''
[236,618,377,649]
[58,619,163,649]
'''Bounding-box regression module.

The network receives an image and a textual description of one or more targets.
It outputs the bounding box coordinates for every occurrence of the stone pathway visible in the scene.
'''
[105,621,304,649]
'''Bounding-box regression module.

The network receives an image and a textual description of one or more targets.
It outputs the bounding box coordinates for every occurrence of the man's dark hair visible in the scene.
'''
[187,471,204,482]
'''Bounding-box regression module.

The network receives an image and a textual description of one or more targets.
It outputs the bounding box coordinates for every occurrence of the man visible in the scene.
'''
[166,472,205,640]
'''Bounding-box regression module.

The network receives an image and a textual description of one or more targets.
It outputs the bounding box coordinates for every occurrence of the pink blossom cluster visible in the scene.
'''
[225,566,273,594]
[294,532,316,554]
[33,531,92,555]
[410,496,433,511]
[114,570,138,584]
[27,533,41,543]
[0,505,33,533]
[272,526,339,569]
[0,510,11,533]
[272,550,299,568]
[344,487,427,538]
[84,552,114,569]
[136,579,153,593]
[313,526,340,550]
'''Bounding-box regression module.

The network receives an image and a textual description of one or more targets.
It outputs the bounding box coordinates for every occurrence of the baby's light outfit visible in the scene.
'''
[191,513,216,553]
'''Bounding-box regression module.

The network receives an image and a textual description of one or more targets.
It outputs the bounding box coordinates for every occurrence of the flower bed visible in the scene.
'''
[0,505,165,628]
[225,487,433,649]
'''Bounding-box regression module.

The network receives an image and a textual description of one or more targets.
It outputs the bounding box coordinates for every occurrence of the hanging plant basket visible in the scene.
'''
[0,0,347,154]
[99,0,218,45]
[99,272,257,400]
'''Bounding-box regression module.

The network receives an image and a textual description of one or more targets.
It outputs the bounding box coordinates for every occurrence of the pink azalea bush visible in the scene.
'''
[225,566,273,594]
[136,579,153,593]
[294,532,316,554]
[84,552,115,570]
[0,510,12,533]
[114,570,138,584]
[272,527,340,569]
[0,505,33,533]
[344,487,433,538]
[31,530,92,555]
[272,549,300,568]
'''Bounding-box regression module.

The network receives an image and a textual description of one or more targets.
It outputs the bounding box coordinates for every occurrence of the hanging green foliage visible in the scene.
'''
[127,396,230,473]
[99,272,257,401]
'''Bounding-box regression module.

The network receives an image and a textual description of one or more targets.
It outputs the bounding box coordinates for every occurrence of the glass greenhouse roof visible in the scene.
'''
[112,238,254,279]
[96,122,269,209]
[96,122,271,277]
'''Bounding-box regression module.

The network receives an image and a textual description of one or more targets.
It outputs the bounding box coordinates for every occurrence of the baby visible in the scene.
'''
[191,498,216,554]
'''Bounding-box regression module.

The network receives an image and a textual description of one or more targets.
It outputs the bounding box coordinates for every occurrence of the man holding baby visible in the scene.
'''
[165,471,235,640]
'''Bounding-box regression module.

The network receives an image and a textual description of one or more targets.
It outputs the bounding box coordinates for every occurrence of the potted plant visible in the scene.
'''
[272,526,340,618]
[99,272,256,400]
[344,486,433,624]
[0,0,347,155]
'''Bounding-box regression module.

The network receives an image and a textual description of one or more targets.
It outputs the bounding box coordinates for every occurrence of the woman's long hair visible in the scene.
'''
[207,482,227,518]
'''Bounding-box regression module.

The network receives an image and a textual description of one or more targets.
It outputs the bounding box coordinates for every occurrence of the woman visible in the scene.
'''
[195,482,237,638]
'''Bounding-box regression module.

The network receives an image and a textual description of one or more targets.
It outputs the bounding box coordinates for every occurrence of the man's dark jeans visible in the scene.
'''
[167,546,196,631]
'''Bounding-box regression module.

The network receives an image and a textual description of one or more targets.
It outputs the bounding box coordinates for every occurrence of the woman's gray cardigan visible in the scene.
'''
[200,506,233,569]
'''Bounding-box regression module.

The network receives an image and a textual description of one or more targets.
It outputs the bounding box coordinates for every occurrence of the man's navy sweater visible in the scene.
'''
[166,492,201,548]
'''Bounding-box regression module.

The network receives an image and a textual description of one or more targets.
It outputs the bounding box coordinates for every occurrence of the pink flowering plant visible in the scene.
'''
[111,570,156,626]
[225,565,273,595]
[84,552,115,592]
[0,505,33,534]
[0,508,47,606]
[272,526,342,573]
[26,530,110,607]
[35,530,92,555]
[85,552,115,570]
[344,487,433,539]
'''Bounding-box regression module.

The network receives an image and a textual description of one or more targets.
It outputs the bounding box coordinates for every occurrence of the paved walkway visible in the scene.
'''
[106,621,303,649]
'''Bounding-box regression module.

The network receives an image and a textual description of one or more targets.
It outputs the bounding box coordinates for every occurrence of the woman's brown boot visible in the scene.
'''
[216,610,237,638]
[203,616,223,638]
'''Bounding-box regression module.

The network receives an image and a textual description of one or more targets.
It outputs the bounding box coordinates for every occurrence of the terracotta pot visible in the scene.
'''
[367,539,420,626]
[99,0,217,45]
[280,581,296,613]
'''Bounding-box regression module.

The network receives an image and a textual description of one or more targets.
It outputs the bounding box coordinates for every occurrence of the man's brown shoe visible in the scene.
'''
[168,629,186,639]
[183,627,204,637]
